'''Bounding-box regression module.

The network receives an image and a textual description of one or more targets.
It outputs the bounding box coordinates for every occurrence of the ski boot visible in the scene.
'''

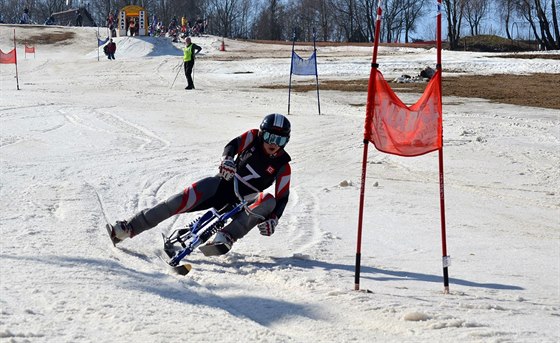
[106,221,133,246]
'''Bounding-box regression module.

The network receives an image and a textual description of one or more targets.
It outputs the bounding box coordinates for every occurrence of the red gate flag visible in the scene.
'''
[364,69,442,157]
[25,45,35,53]
[0,49,17,64]
[355,0,449,294]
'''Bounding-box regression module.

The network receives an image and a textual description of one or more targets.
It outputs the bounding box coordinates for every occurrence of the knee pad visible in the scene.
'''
[249,193,276,214]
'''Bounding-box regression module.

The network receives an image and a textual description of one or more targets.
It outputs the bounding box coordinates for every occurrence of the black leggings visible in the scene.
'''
[184,61,194,88]
[127,176,275,240]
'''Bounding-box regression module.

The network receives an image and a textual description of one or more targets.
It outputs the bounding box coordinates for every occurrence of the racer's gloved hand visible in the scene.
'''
[219,157,236,181]
[258,216,278,236]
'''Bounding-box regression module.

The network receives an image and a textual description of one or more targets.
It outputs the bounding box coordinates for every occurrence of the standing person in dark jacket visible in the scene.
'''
[183,37,202,89]
[105,39,117,60]
[75,10,83,26]
[20,8,30,24]
[107,113,292,256]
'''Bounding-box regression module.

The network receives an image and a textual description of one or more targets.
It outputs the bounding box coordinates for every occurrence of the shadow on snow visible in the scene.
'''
[0,253,318,326]
[202,255,524,291]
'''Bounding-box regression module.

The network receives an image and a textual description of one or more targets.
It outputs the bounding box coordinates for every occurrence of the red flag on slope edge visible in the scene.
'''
[0,49,17,64]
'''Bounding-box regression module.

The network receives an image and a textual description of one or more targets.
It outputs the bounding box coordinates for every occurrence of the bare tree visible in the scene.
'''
[207,0,242,37]
[443,0,466,49]
[553,0,560,46]
[252,0,286,40]
[497,0,517,39]
[402,0,427,42]
[383,0,405,43]
[464,0,488,36]
[353,0,377,42]
[234,0,254,39]
[515,0,559,50]
[317,0,335,41]
[331,0,366,42]
[534,0,559,49]
[284,0,319,41]
[516,0,542,42]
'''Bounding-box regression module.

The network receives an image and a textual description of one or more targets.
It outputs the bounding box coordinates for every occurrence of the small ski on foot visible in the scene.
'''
[166,243,226,276]
[161,233,196,276]
[171,263,192,275]
[199,242,230,256]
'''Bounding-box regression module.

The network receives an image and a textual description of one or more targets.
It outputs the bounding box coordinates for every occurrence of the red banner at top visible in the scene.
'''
[0,48,17,64]
[364,70,442,157]
[25,45,35,53]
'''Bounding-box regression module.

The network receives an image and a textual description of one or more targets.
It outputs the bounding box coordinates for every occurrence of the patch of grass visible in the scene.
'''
[459,35,538,52]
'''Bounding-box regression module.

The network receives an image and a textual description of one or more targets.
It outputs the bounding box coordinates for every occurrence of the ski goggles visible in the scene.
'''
[262,131,289,147]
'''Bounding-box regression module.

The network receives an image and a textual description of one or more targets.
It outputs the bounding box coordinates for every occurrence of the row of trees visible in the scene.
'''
[444,0,558,50]
[1,0,558,50]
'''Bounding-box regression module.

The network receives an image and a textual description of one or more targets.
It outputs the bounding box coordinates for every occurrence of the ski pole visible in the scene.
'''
[171,61,182,89]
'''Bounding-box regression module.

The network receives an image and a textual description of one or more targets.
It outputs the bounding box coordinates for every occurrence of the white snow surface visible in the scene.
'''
[1,25,559,343]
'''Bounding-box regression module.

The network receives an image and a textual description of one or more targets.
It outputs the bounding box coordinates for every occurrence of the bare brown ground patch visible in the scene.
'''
[266,73,560,110]
[25,30,76,45]
[5,25,76,46]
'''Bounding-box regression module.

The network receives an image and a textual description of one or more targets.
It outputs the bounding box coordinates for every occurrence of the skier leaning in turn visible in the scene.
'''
[107,113,292,255]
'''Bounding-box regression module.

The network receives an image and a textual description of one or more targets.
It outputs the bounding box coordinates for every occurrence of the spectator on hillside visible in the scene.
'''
[156,21,164,36]
[129,18,136,36]
[109,23,116,37]
[20,8,30,24]
[107,13,114,29]
[169,16,178,31]
[76,10,82,26]
[45,16,55,25]
[196,17,205,34]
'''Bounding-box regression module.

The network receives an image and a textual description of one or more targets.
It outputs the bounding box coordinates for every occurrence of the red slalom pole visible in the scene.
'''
[436,0,450,294]
[354,1,383,291]
[355,140,369,290]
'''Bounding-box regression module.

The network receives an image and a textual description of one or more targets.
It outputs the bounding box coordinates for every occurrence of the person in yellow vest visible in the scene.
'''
[183,37,202,90]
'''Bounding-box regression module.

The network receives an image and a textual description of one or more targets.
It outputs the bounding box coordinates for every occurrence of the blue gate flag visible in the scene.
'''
[291,51,317,76]
[98,36,109,47]
[288,27,321,114]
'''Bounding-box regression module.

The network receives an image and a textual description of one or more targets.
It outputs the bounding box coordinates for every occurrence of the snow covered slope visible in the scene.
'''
[1,25,559,342]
